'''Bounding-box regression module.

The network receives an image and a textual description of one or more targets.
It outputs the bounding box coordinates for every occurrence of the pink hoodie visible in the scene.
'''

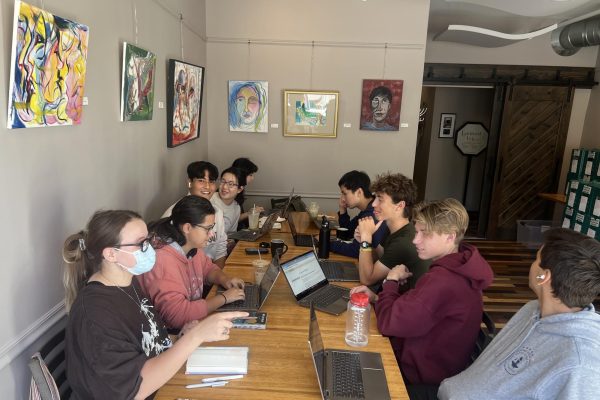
[375,243,494,385]
[137,243,219,329]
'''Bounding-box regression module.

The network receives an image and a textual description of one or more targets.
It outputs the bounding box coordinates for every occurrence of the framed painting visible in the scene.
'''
[166,59,205,147]
[7,0,90,129]
[228,80,268,133]
[120,42,156,121]
[283,90,339,138]
[439,113,456,138]
[359,79,403,131]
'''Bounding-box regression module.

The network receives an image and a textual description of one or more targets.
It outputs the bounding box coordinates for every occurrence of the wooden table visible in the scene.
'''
[156,215,409,399]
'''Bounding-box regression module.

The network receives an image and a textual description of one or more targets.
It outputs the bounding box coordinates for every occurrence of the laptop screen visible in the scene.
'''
[281,251,327,297]
[308,304,326,395]
[258,254,280,308]
[288,212,298,236]
[260,212,279,234]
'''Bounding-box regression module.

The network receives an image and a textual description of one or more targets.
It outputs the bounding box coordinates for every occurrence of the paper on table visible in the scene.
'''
[186,347,249,375]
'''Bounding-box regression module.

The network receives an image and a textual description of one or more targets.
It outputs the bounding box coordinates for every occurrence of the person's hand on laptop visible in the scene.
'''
[223,277,245,289]
[387,265,412,285]
[350,285,378,303]
[222,287,246,304]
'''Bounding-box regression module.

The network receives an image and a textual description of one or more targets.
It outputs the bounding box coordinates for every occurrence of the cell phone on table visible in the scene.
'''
[245,248,269,255]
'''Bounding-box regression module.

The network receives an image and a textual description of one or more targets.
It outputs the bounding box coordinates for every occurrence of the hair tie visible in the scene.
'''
[78,238,86,251]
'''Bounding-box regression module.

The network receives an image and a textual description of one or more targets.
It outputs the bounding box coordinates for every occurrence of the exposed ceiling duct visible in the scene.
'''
[551,16,600,56]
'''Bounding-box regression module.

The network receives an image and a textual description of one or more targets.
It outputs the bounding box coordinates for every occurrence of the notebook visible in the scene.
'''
[288,212,317,247]
[308,304,391,400]
[186,346,249,375]
[217,254,280,311]
[280,251,350,315]
[232,311,268,330]
[311,240,359,282]
[227,211,280,242]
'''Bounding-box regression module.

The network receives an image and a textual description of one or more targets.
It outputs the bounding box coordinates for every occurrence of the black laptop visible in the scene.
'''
[288,213,317,247]
[308,304,391,400]
[280,251,350,315]
[227,211,280,242]
[216,254,280,311]
[311,241,359,282]
[264,188,295,218]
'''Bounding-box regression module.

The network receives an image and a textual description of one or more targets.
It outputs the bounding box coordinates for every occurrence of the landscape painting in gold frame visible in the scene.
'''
[283,90,339,138]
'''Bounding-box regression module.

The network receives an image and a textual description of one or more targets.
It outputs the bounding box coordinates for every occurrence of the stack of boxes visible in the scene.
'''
[563,149,600,239]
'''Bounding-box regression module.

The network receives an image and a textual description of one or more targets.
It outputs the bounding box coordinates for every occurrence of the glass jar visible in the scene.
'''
[345,292,370,347]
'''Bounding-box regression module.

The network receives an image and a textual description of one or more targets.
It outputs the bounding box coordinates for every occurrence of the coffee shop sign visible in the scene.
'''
[455,123,489,156]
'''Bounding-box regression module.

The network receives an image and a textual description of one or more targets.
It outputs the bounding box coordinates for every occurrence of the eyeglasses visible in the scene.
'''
[220,180,239,188]
[193,223,216,232]
[115,235,156,252]
[192,178,217,186]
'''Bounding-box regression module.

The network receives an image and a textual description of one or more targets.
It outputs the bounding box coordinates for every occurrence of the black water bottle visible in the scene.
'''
[318,216,330,259]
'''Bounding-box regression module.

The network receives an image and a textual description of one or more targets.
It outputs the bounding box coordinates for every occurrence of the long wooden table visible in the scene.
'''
[156,213,409,399]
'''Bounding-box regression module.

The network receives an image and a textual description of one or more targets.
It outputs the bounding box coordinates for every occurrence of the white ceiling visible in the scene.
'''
[428,0,600,36]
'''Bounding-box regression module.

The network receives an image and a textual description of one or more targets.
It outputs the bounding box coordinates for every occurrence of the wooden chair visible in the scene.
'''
[28,329,70,400]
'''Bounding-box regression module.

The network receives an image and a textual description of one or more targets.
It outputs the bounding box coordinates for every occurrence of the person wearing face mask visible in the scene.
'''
[139,196,245,330]
[63,210,246,399]
[163,161,228,269]
[211,167,247,233]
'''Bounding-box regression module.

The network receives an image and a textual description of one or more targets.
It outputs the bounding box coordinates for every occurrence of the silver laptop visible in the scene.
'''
[288,212,317,247]
[227,211,280,242]
[311,241,359,282]
[217,254,280,311]
[280,251,349,315]
[308,303,391,400]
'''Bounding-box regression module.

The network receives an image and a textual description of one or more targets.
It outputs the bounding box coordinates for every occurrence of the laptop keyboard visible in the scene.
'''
[219,285,258,310]
[301,285,349,307]
[295,234,316,247]
[331,351,365,399]
[320,261,345,280]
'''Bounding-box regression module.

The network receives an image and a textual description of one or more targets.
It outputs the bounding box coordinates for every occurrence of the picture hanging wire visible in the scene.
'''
[179,13,185,60]
[133,1,139,45]
[247,40,251,80]
[382,43,388,79]
[310,41,315,90]
[39,0,44,9]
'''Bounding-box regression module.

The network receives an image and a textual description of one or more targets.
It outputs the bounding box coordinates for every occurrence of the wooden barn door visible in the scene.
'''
[487,85,572,239]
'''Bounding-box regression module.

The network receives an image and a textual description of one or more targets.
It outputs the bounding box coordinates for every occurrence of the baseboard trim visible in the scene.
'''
[246,190,339,199]
[0,302,66,370]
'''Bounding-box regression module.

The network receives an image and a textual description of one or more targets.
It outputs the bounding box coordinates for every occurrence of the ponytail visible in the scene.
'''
[150,196,215,247]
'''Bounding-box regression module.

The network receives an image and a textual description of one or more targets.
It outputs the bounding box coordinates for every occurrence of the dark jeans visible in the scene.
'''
[407,384,440,400]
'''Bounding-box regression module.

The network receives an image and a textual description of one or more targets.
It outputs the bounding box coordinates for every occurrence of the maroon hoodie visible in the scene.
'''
[375,243,493,385]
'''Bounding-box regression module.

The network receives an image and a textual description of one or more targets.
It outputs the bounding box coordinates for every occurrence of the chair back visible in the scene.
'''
[470,311,496,363]
[28,329,70,400]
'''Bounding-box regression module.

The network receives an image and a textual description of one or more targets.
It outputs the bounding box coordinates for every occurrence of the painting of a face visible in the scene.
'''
[228,81,268,133]
[360,79,403,131]
[236,86,260,125]
[371,95,391,122]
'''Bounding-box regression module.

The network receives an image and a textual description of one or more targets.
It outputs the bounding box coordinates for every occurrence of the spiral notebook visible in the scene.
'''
[186,347,249,375]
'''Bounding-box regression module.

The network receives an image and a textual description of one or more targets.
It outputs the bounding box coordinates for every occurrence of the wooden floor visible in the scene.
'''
[466,240,600,330]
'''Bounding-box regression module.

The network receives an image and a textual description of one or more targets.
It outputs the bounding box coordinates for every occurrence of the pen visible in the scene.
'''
[185,381,229,389]
[201,374,244,383]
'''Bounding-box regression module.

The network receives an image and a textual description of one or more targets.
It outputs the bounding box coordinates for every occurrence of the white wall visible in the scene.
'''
[205,0,431,206]
[423,87,494,209]
[0,0,207,398]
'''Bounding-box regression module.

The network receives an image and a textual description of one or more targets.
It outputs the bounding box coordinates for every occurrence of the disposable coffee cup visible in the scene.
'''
[253,259,269,284]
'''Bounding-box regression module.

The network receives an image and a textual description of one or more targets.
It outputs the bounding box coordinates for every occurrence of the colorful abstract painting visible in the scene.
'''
[166,59,205,147]
[7,1,89,129]
[120,42,156,121]
[228,81,268,133]
[283,90,338,138]
[360,79,403,131]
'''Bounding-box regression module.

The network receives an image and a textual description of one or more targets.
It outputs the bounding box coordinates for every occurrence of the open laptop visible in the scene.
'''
[288,213,317,247]
[280,251,350,315]
[216,254,280,311]
[311,241,359,282]
[227,211,280,242]
[264,188,295,219]
[298,198,340,230]
[308,304,391,400]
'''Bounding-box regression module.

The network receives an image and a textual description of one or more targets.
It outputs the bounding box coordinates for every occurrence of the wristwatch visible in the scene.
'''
[360,241,372,249]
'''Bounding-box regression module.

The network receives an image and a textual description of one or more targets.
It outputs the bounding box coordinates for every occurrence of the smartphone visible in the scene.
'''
[245,248,269,255]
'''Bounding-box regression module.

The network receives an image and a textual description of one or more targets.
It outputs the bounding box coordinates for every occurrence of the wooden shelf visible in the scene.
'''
[538,193,566,204]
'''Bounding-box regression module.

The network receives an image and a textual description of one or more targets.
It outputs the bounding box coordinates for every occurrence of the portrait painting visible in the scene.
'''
[7,0,90,129]
[120,42,156,122]
[228,80,268,133]
[283,90,338,138]
[167,59,205,148]
[359,79,403,131]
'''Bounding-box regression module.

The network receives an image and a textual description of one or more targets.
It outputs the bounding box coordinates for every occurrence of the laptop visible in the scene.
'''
[311,241,359,282]
[228,211,280,242]
[297,198,340,230]
[288,213,317,247]
[264,188,295,219]
[308,304,391,400]
[216,254,281,311]
[280,251,350,315]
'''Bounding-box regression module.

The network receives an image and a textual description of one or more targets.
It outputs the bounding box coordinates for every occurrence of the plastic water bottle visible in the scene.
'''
[318,216,330,259]
[345,292,370,347]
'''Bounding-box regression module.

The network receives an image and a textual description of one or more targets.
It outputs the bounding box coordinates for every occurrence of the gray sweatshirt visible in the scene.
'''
[438,300,600,400]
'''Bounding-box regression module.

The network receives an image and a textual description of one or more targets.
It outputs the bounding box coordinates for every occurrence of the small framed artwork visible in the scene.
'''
[283,90,339,138]
[166,59,205,148]
[439,113,456,138]
[359,79,403,131]
[120,42,156,122]
[228,80,268,133]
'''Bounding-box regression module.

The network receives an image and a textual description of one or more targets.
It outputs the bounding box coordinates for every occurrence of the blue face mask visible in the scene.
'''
[114,245,156,275]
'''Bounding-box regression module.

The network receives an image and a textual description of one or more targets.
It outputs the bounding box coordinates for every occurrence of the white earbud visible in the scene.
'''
[536,274,546,280]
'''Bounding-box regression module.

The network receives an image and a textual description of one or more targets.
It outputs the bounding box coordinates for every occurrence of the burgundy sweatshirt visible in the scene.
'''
[375,243,493,385]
